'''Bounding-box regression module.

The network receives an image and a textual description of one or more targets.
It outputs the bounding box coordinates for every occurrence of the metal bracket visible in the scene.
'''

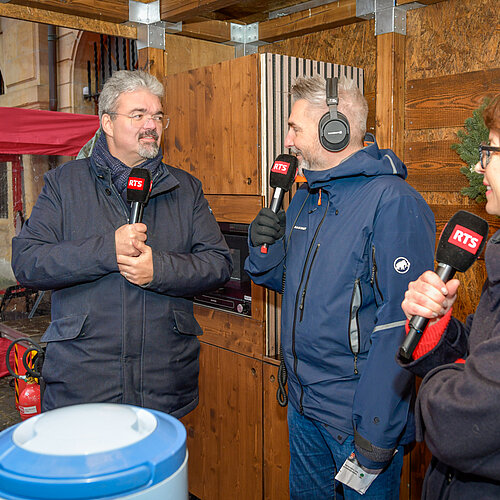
[226,23,267,57]
[356,0,424,36]
[128,0,182,50]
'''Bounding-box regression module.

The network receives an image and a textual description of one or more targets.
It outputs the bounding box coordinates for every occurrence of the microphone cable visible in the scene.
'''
[276,343,288,407]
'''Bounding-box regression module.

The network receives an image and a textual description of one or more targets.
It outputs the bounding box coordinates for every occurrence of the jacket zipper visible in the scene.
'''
[292,198,330,414]
[348,278,362,375]
[299,243,320,322]
[370,245,384,306]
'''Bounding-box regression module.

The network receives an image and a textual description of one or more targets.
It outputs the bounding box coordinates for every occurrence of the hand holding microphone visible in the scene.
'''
[252,154,298,253]
[399,211,489,361]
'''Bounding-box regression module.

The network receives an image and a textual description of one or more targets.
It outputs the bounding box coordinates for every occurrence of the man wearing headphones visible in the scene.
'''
[245,75,435,499]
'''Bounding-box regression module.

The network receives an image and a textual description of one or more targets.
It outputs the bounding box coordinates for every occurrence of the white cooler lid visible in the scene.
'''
[0,403,186,500]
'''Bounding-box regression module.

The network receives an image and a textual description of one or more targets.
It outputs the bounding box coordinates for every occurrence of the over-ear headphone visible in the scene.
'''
[318,77,350,152]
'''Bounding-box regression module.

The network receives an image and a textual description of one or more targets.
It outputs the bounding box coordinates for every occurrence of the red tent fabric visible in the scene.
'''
[0,107,99,156]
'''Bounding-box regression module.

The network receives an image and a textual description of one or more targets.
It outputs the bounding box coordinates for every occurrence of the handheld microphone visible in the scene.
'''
[126,168,151,224]
[261,154,298,254]
[399,210,489,361]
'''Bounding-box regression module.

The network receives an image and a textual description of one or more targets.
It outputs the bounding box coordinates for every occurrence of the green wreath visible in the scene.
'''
[451,98,491,204]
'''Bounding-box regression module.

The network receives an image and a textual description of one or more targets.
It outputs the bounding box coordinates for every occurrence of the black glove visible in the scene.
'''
[250,208,286,247]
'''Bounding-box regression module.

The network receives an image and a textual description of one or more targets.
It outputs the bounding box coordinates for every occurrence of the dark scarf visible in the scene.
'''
[91,131,163,195]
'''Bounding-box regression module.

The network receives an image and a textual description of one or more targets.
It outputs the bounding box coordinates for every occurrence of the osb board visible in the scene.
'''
[405,0,499,80]
[406,68,500,130]
[260,19,376,133]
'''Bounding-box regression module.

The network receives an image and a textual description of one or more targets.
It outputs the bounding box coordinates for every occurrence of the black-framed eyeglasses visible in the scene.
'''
[479,143,500,170]
[107,112,169,128]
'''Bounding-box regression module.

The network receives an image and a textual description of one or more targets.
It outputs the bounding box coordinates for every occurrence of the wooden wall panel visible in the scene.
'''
[406,69,500,130]
[181,343,263,500]
[263,360,290,500]
[164,54,260,195]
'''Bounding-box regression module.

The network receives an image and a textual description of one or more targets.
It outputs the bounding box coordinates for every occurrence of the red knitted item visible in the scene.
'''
[404,308,453,360]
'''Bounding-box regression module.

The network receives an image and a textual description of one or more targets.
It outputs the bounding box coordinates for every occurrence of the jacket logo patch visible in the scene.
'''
[293,225,307,231]
[394,257,410,274]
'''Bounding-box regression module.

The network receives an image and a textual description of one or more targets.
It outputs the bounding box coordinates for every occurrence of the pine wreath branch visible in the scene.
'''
[451,99,491,204]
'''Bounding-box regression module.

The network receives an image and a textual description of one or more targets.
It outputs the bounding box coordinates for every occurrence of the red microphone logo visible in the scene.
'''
[448,224,483,254]
[127,177,145,190]
[271,161,290,174]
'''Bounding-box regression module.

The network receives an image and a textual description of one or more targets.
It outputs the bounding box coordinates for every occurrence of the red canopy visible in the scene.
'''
[0,107,99,156]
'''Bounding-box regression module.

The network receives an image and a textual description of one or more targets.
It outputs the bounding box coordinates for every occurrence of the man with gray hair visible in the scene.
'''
[245,74,435,498]
[12,70,232,416]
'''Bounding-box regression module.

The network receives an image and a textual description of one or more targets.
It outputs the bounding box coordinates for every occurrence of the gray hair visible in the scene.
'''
[98,70,164,120]
[290,74,368,145]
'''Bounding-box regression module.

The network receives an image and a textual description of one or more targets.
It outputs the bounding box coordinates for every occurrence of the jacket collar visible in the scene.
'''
[303,142,407,191]
[90,157,180,197]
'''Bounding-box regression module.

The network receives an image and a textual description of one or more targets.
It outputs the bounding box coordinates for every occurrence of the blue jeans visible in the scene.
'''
[288,405,404,500]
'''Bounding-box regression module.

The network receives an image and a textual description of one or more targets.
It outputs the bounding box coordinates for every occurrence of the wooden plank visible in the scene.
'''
[181,344,263,500]
[0,3,136,38]
[204,194,262,224]
[258,0,359,43]
[406,68,500,130]
[7,0,128,23]
[376,32,405,156]
[164,33,234,75]
[194,305,265,356]
[404,139,469,192]
[161,0,240,22]
[165,54,260,195]
[263,361,290,500]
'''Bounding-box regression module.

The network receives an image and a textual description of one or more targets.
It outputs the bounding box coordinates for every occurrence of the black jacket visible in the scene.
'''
[398,231,500,499]
[12,156,232,417]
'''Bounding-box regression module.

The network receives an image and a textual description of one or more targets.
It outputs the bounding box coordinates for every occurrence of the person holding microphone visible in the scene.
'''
[399,95,500,499]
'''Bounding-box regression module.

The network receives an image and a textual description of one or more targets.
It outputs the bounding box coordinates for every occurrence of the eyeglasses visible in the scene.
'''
[107,112,170,129]
[479,143,500,170]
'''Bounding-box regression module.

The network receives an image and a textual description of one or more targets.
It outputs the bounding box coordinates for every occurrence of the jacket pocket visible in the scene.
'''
[41,315,88,342]
[173,310,203,336]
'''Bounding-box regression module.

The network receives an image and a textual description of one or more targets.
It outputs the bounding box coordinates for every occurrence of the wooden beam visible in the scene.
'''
[258,0,360,43]
[161,0,240,22]
[376,32,405,157]
[178,19,232,43]
[7,0,129,24]
[0,3,137,38]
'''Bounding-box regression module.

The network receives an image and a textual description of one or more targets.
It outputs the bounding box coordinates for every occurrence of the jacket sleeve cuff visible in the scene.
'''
[353,428,394,469]
[406,308,453,360]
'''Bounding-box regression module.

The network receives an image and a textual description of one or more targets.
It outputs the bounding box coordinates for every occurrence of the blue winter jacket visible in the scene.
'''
[12,156,232,417]
[245,142,435,468]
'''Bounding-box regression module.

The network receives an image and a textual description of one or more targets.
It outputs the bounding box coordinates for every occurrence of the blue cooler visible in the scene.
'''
[0,403,188,499]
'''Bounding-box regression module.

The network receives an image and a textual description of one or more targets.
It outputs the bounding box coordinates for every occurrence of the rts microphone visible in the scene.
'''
[261,154,298,254]
[399,210,489,361]
[126,168,151,224]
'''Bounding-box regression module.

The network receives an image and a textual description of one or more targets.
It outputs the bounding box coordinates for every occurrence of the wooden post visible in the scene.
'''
[375,32,405,158]
[137,46,165,84]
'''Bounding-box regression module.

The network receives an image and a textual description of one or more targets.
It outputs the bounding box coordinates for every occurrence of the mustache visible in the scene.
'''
[138,130,159,140]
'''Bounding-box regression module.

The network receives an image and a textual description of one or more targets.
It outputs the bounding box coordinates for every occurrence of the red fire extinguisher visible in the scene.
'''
[18,377,41,420]
[5,338,44,420]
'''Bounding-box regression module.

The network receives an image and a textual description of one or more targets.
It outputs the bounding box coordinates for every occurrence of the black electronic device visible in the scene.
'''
[193,222,252,316]
[318,77,350,152]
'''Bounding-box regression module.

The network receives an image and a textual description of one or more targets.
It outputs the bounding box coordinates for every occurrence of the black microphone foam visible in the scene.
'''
[399,210,489,361]
[435,210,489,272]
[127,168,151,224]
[269,154,298,192]
[261,154,298,254]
